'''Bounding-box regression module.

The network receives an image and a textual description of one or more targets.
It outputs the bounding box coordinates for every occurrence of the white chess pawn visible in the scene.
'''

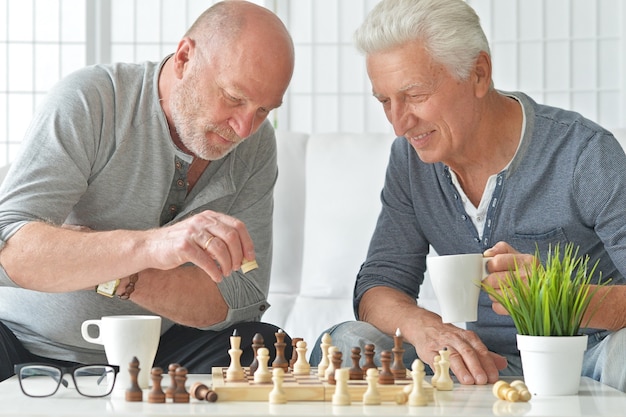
[317,333,332,377]
[431,354,441,388]
[269,367,287,404]
[408,359,428,406]
[293,340,311,375]
[253,347,271,383]
[332,368,351,406]
[324,346,339,381]
[362,368,381,405]
[226,331,245,381]
[436,348,453,391]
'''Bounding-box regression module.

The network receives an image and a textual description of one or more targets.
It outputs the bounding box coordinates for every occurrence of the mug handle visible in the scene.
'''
[81,320,103,344]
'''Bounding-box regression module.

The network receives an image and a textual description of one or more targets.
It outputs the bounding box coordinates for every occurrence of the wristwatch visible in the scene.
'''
[96,279,120,297]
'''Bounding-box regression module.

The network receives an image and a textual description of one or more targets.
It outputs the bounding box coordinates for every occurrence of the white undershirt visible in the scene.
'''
[449,98,526,238]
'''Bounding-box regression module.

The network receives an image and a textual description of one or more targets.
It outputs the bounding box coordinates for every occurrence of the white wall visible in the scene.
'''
[1,0,625,164]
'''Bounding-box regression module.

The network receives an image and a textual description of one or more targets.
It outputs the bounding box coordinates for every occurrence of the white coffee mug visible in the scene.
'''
[81,315,161,392]
[427,254,491,323]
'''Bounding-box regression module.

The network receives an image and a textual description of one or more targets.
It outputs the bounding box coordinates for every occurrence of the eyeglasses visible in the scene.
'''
[14,363,119,398]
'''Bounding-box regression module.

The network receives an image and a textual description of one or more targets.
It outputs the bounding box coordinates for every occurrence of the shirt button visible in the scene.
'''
[259,305,267,312]
[461,215,467,220]
[169,205,177,213]
[177,179,185,188]
[175,161,182,170]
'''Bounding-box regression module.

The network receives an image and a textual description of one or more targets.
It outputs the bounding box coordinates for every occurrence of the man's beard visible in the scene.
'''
[169,71,242,161]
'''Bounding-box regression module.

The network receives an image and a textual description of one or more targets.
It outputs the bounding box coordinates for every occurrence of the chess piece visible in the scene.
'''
[293,340,311,375]
[272,329,289,372]
[436,347,453,391]
[248,333,265,376]
[125,356,143,402]
[253,347,272,383]
[378,350,394,385]
[317,332,332,377]
[268,367,287,404]
[493,380,520,402]
[391,328,407,379]
[328,350,343,385]
[408,359,428,406]
[289,337,303,369]
[226,329,246,381]
[324,346,339,381]
[361,343,377,372]
[148,367,166,403]
[190,382,218,402]
[165,363,180,399]
[430,355,441,388]
[173,367,190,403]
[349,347,364,380]
[510,380,532,402]
[362,368,381,405]
[332,368,351,406]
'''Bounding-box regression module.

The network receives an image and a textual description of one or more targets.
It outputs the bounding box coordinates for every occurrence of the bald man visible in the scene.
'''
[0,1,295,381]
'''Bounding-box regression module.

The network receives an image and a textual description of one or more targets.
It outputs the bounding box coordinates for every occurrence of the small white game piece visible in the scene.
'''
[241,258,258,273]
[268,368,287,404]
[408,359,428,406]
[510,380,531,402]
[226,329,245,381]
[317,333,332,377]
[293,340,311,375]
[324,346,339,381]
[253,347,271,383]
[362,368,381,405]
[436,348,453,391]
[431,354,441,388]
[332,368,351,406]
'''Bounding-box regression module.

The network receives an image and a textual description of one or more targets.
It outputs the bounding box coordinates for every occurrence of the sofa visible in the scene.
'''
[264,131,441,349]
[264,128,626,357]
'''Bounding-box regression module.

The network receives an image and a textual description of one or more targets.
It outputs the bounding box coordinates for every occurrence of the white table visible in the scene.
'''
[2,374,625,417]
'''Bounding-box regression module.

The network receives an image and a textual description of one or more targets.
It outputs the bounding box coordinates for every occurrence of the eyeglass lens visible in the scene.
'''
[18,364,116,397]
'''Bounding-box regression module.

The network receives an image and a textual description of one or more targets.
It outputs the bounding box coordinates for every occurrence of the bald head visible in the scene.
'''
[186,0,294,64]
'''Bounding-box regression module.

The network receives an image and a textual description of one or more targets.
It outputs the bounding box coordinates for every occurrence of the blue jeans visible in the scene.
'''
[309,320,625,392]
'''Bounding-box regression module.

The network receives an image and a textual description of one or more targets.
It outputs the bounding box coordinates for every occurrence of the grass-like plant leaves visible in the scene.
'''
[482,243,609,336]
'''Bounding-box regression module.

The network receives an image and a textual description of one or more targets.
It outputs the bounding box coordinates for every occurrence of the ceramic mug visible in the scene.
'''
[81,315,161,392]
[427,254,491,323]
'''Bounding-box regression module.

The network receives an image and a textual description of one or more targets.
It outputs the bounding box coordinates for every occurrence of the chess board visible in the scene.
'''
[211,367,433,402]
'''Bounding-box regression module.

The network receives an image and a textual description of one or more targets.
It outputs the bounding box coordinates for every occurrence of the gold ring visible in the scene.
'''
[204,235,216,250]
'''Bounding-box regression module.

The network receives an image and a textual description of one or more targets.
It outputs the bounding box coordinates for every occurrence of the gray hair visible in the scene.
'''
[354,0,490,81]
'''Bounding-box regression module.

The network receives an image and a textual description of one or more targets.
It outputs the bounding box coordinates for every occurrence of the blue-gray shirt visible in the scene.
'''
[354,92,626,355]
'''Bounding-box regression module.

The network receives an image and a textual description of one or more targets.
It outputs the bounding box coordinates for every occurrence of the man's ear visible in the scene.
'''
[172,37,196,79]
[473,51,492,98]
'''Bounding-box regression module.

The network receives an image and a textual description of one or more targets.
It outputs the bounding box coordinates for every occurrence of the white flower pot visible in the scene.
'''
[516,334,588,396]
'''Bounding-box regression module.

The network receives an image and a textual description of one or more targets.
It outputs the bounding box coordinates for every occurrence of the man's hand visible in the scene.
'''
[482,241,536,315]
[145,210,256,283]
[407,317,507,385]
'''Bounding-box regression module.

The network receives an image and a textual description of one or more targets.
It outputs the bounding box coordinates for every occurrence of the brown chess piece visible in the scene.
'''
[349,347,364,380]
[148,367,166,403]
[327,350,343,385]
[190,382,218,402]
[272,330,289,371]
[248,333,265,376]
[173,367,190,403]
[125,356,143,402]
[289,337,303,369]
[378,350,395,385]
[361,343,377,372]
[391,329,407,379]
[165,363,180,399]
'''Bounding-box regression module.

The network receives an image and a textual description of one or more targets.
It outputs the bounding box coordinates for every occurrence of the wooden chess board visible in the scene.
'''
[211,367,433,402]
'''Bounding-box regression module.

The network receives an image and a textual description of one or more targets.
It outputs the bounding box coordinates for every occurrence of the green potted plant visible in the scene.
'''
[482,242,609,396]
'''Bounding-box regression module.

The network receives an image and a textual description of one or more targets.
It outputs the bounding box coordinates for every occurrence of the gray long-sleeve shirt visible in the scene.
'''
[0,58,277,363]
[355,91,626,356]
